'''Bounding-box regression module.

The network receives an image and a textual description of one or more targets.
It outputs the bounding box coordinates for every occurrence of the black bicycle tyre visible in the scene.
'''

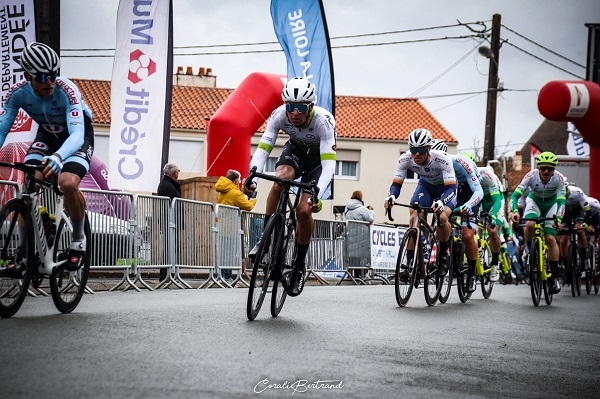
[438,235,455,304]
[424,235,442,306]
[50,214,91,313]
[529,239,542,306]
[479,240,494,299]
[455,241,470,303]
[271,226,294,317]
[395,228,418,307]
[0,199,34,318]
[569,244,581,297]
[585,243,593,295]
[593,245,599,295]
[247,214,283,320]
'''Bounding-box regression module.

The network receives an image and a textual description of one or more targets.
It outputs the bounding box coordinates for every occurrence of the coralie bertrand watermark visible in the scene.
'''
[254,379,344,394]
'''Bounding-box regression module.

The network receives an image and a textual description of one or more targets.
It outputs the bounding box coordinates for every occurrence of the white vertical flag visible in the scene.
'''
[109,0,172,192]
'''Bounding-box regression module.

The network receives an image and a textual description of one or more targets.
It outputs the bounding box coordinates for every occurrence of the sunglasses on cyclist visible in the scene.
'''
[410,146,428,155]
[538,166,555,173]
[33,71,58,84]
[285,102,310,113]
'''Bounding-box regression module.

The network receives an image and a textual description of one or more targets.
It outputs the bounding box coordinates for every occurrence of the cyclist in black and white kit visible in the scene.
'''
[245,77,337,297]
[0,42,94,271]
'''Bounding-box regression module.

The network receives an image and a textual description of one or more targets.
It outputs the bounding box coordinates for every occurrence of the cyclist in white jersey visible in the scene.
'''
[586,197,600,239]
[246,77,336,297]
[0,42,93,271]
[510,152,566,293]
[557,183,591,278]
[384,129,457,277]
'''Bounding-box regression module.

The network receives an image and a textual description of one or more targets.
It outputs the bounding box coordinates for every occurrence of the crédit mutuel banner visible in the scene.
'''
[109,0,173,192]
[0,0,37,145]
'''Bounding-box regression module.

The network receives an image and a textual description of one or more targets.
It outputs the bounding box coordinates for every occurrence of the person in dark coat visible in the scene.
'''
[156,162,181,281]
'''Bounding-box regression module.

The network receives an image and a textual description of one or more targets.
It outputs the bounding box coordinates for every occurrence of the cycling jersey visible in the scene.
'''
[478,166,503,217]
[249,105,336,199]
[510,169,567,220]
[451,154,483,208]
[389,149,457,206]
[565,185,590,211]
[0,77,92,162]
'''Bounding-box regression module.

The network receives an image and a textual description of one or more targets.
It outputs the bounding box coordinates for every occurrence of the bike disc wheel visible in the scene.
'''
[529,240,542,306]
[424,237,442,306]
[395,228,418,307]
[0,199,34,318]
[50,214,91,313]
[247,215,283,320]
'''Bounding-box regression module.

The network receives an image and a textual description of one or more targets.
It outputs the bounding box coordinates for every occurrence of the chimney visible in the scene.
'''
[173,66,217,88]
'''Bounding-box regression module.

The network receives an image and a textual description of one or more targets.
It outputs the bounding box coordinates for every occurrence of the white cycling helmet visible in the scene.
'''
[408,128,433,148]
[19,42,60,77]
[282,77,317,103]
[430,139,448,152]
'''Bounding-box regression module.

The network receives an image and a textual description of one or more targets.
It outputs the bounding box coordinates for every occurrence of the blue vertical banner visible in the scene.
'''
[270,0,335,116]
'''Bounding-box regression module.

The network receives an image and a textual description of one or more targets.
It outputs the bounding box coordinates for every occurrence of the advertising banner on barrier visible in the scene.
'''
[370,225,405,271]
[270,0,335,115]
[109,0,173,192]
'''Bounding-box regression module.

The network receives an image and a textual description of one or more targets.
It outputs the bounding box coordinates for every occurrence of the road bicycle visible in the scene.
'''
[474,213,495,299]
[386,200,446,307]
[245,166,318,320]
[559,223,587,297]
[584,231,598,294]
[0,161,92,318]
[442,212,468,303]
[521,216,557,306]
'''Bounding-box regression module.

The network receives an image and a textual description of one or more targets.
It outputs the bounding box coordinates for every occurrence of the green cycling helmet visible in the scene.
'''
[460,153,476,163]
[536,151,558,167]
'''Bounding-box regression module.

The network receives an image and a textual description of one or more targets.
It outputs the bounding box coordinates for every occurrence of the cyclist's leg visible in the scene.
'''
[543,203,561,294]
[431,183,454,276]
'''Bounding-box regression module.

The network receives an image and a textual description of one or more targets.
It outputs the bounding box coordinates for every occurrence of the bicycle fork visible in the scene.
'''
[28,194,68,275]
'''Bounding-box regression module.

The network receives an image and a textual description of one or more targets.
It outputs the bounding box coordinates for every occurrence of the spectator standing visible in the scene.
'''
[156,162,181,282]
[344,190,374,279]
[344,190,374,223]
[215,169,256,280]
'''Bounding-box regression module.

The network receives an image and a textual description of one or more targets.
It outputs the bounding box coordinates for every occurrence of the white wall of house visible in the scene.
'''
[94,124,456,226]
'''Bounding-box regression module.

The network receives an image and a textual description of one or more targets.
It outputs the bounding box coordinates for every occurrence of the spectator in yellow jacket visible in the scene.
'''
[215,169,257,211]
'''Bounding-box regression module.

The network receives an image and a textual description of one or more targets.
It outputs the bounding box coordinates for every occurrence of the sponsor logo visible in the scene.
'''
[128,49,156,84]
[42,124,64,134]
[55,79,79,105]
[70,109,81,118]
[32,142,49,150]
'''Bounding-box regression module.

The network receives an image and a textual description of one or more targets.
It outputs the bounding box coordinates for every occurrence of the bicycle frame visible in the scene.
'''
[21,169,70,275]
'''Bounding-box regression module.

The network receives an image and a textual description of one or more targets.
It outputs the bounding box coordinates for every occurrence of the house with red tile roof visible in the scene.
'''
[73,70,457,225]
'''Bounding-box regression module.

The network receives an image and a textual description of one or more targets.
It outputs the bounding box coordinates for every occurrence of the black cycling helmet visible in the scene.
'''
[19,42,60,77]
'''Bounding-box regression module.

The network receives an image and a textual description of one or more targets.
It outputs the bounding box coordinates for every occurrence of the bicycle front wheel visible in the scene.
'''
[247,214,283,320]
[395,228,418,307]
[424,236,442,306]
[0,199,34,318]
[585,243,594,295]
[479,240,494,299]
[438,235,456,304]
[271,226,294,317]
[50,213,91,313]
[455,241,471,303]
[569,244,581,297]
[529,240,542,306]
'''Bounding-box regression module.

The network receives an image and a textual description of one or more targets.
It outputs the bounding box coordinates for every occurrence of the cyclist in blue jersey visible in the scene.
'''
[430,141,484,292]
[384,129,457,278]
[0,42,94,271]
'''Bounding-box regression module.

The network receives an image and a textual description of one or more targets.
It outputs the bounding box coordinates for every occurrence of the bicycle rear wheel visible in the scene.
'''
[0,199,34,318]
[271,227,294,317]
[424,236,442,306]
[395,228,418,307]
[455,241,470,303]
[247,214,283,320]
[438,235,456,304]
[593,245,599,295]
[50,214,91,313]
[585,243,594,295]
[479,240,494,299]
[529,240,542,306]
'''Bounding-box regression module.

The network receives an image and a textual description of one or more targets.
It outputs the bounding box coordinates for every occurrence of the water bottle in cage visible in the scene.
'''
[40,206,57,247]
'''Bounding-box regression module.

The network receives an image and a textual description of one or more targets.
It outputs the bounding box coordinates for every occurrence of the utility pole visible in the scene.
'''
[482,14,501,166]
[34,0,60,54]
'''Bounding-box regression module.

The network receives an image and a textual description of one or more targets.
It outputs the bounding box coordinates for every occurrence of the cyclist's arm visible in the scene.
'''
[249,110,282,176]
[52,79,86,161]
[0,92,22,148]
[388,153,411,198]
[316,118,337,199]
[440,155,457,206]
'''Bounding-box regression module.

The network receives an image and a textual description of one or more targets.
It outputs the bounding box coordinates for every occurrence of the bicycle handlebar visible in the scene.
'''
[246,166,319,205]
[386,201,434,223]
[0,161,63,196]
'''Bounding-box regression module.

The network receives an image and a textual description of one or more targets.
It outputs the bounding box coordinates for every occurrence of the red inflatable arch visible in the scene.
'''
[206,72,286,178]
[538,80,600,198]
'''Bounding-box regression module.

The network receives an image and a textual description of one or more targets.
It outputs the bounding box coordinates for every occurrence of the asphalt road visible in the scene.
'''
[1,283,599,399]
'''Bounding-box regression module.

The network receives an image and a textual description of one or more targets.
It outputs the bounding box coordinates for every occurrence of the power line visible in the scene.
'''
[501,24,586,69]
[503,41,585,79]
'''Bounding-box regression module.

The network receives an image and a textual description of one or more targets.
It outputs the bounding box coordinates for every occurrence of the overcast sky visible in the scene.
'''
[60,0,598,158]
